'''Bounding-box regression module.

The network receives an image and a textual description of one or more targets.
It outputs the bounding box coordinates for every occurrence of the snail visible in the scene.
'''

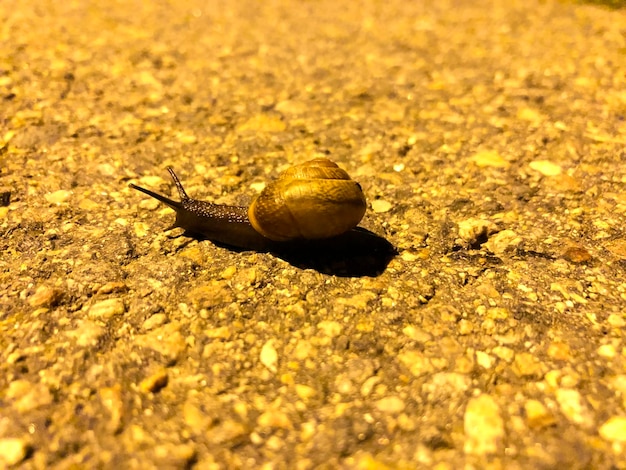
[129,158,367,251]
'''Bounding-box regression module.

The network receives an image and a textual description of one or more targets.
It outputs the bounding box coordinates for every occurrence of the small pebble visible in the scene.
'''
[517,107,543,122]
[237,114,286,133]
[400,251,418,262]
[471,150,509,168]
[397,414,417,432]
[97,163,117,176]
[457,218,498,245]
[607,315,626,329]
[293,340,315,360]
[492,346,515,362]
[96,282,127,295]
[65,320,106,347]
[529,160,562,176]
[88,298,125,320]
[99,385,124,433]
[176,132,197,144]
[133,222,150,238]
[483,229,521,254]
[550,173,581,192]
[0,438,31,466]
[140,368,169,393]
[188,281,234,308]
[27,285,61,308]
[555,389,591,426]
[398,350,433,378]
[371,199,392,213]
[295,384,317,401]
[360,377,381,397]
[78,198,100,211]
[44,189,72,204]
[260,340,278,373]
[317,320,342,337]
[337,291,377,310]
[463,394,504,455]
[249,181,266,193]
[134,323,186,364]
[8,380,53,413]
[179,245,205,264]
[605,239,626,259]
[142,313,168,331]
[275,99,308,115]
[561,246,592,263]
[599,416,626,442]
[597,343,617,359]
[402,325,432,342]
[546,341,572,361]
[152,443,196,467]
[257,409,292,429]
[335,376,355,395]
[220,265,237,279]
[457,319,474,335]
[265,435,285,451]
[524,399,556,429]
[375,396,405,414]
[137,175,165,188]
[205,421,249,445]
[475,351,495,369]
[183,400,214,430]
[511,352,545,379]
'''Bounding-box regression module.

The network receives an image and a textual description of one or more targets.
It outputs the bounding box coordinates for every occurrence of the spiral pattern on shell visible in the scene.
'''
[248,158,366,241]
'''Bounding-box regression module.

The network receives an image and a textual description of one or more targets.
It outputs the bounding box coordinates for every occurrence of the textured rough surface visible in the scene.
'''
[1,0,626,468]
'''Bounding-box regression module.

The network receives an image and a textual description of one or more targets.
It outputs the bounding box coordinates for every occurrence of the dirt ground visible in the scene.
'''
[1,0,626,468]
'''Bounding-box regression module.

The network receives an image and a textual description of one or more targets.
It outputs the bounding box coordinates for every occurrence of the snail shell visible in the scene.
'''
[130,158,367,249]
[248,158,366,241]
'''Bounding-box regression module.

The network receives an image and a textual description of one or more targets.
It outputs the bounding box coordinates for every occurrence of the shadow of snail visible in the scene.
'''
[130,158,396,277]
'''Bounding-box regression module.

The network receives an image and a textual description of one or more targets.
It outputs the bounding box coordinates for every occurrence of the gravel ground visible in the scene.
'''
[1,0,626,468]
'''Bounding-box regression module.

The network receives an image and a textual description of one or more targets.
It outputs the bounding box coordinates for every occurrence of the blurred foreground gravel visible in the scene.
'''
[1,0,626,468]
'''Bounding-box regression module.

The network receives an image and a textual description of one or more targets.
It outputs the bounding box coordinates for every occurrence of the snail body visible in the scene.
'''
[129,158,367,250]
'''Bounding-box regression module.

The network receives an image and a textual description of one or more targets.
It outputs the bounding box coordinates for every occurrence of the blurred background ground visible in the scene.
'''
[1,0,626,468]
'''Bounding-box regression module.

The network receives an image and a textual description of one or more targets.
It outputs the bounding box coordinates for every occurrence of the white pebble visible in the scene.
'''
[0,438,31,466]
[260,340,278,373]
[45,189,72,204]
[463,394,504,455]
[371,199,392,213]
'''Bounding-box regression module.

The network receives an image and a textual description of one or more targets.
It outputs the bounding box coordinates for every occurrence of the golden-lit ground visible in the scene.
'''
[1,0,626,468]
